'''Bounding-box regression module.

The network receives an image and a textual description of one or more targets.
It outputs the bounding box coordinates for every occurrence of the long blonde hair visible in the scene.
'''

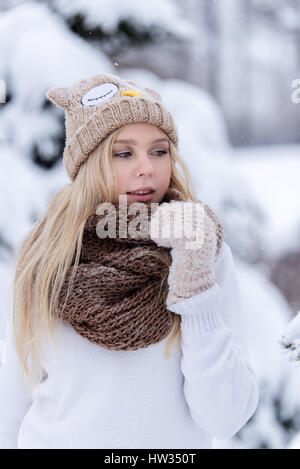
[11,127,197,391]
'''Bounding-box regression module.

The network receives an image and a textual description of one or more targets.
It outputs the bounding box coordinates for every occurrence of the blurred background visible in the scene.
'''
[0,0,300,449]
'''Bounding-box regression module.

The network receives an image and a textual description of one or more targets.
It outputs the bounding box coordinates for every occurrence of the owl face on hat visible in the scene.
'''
[46,73,178,181]
[47,73,162,112]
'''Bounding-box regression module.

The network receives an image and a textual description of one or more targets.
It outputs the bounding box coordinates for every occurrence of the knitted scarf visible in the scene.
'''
[56,187,224,351]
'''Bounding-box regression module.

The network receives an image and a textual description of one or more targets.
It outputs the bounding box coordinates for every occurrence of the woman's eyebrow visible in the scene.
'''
[114,138,169,144]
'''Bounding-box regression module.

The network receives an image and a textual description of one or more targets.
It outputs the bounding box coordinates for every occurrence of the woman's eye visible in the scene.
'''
[113,150,168,158]
[114,152,131,158]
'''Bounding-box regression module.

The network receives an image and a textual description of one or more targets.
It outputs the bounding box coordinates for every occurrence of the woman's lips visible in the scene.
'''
[126,191,155,202]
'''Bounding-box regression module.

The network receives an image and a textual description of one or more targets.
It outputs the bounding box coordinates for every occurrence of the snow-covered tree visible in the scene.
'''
[1,0,300,449]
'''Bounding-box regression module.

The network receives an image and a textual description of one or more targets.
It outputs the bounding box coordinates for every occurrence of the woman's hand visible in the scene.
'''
[149,200,219,307]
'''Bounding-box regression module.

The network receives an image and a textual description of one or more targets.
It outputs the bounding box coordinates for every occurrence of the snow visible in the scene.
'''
[0,146,46,244]
[212,254,300,449]
[0,262,14,344]
[233,144,300,258]
[51,0,198,41]
[288,431,300,449]
[0,2,115,167]
[0,0,300,450]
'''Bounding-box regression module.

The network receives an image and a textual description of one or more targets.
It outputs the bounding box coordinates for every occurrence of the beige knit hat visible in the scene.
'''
[46,72,179,181]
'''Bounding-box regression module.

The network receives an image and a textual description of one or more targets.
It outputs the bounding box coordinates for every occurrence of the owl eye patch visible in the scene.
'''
[81,83,143,107]
[81,83,119,107]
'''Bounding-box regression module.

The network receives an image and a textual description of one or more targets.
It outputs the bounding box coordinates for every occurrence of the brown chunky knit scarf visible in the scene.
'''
[57,187,224,351]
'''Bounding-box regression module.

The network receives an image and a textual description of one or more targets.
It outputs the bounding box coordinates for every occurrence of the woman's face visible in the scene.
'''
[111,123,171,205]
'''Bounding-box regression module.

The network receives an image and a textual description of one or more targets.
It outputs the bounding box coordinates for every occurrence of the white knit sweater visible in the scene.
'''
[0,241,259,449]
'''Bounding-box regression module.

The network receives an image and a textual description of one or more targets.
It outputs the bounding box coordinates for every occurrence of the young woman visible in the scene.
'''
[0,73,259,449]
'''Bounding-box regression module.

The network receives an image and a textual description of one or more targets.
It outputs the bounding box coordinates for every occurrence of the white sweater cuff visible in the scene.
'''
[168,283,226,335]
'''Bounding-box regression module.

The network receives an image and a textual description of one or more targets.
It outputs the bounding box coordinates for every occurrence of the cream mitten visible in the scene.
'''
[149,200,219,307]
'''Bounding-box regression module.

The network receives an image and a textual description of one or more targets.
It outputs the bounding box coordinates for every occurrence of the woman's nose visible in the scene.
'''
[135,156,154,176]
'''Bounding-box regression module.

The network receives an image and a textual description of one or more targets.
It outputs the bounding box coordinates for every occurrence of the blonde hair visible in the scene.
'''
[11,127,197,391]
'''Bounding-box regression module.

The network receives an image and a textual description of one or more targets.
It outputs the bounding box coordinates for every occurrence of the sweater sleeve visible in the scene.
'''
[0,317,33,449]
[168,241,259,440]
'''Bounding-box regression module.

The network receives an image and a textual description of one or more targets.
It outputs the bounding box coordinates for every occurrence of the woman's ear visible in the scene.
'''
[46,86,70,111]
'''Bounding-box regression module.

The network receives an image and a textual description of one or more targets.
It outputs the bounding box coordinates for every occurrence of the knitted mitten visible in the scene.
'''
[149,200,218,307]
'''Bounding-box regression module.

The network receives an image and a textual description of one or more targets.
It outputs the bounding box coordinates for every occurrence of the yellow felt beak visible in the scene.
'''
[121,89,142,97]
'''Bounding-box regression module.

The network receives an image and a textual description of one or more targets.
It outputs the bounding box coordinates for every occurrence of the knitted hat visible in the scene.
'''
[46,73,179,181]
